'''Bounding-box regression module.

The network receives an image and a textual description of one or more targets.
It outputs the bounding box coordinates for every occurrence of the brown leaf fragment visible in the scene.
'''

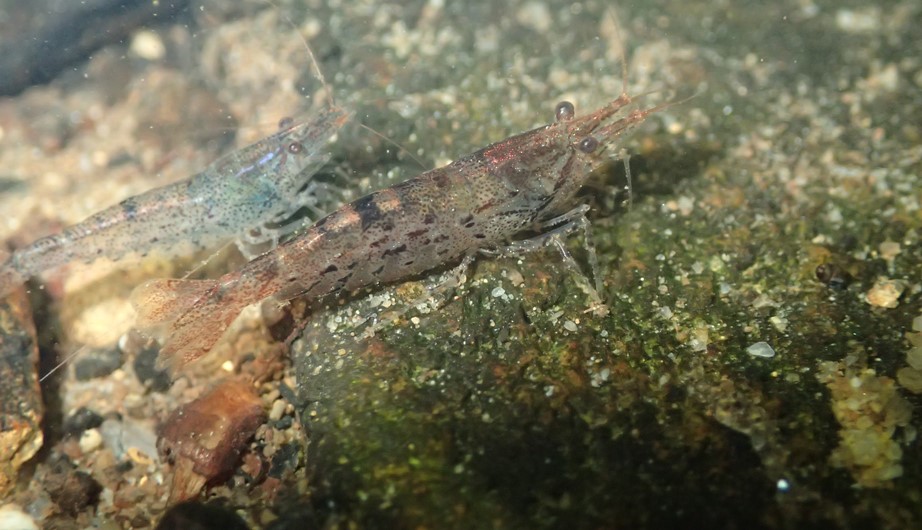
[157,379,266,502]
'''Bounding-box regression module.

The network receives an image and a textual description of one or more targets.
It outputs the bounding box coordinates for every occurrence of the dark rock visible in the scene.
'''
[267,443,299,480]
[43,454,102,516]
[61,407,104,437]
[155,501,250,530]
[73,346,123,380]
[133,345,171,392]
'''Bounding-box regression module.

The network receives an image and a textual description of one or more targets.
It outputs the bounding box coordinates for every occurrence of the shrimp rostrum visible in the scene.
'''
[133,90,663,372]
[0,105,351,297]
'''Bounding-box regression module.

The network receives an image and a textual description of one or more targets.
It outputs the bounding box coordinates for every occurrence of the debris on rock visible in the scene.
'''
[816,361,912,487]
[864,277,907,308]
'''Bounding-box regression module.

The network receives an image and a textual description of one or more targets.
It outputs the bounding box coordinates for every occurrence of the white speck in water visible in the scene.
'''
[776,478,790,492]
[563,320,578,332]
[130,30,166,60]
[491,286,506,298]
[747,341,776,358]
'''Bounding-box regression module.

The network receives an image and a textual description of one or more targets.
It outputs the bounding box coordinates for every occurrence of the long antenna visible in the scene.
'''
[40,344,87,383]
[604,8,630,98]
[264,0,337,109]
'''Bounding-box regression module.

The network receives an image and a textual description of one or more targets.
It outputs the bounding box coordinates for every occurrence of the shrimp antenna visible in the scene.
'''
[358,122,429,171]
[40,344,88,383]
[262,1,429,173]
[620,149,633,210]
[603,8,631,97]
[263,0,337,109]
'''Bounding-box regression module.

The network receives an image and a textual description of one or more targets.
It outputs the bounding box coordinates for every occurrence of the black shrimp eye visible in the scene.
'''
[578,136,599,153]
[555,101,575,122]
[287,141,303,154]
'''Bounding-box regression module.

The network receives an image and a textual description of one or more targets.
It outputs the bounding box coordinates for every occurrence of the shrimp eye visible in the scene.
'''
[578,136,599,153]
[287,141,303,154]
[278,116,294,130]
[555,101,575,122]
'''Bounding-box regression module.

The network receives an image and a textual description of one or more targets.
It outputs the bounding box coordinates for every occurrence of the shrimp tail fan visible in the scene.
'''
[131,278,248,374]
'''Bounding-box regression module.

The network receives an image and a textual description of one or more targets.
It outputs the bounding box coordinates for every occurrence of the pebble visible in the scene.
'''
[62,407,104,437]
[269,399,287,422]
[878,240,900,262]
[73,346,123,381]
[132,345,171,392]
[0,504,38,530]
[907,347,922,371]
[746,341,776,358]
[897,367,922,394]
[79,429,103,454]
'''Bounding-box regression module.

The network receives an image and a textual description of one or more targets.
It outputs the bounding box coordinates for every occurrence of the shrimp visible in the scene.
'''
[132,83,668,372]
[0,104,352,298]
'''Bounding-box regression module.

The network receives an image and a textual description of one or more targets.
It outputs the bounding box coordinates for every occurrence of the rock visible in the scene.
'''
[0,504,39,530]
[61,407,104,437]
[73,346,123,380]
[132,344,171,392]
[42,454,102,516]
[155,501,250,530]
[0,287,43,497]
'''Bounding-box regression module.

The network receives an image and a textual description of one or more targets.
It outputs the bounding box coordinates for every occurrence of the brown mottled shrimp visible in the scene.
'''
[132,82,667,372]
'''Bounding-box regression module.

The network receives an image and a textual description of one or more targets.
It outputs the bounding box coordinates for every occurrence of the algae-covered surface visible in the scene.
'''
[0,0,920,528]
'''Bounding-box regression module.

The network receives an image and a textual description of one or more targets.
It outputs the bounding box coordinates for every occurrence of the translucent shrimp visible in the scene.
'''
[0,87,351,298]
